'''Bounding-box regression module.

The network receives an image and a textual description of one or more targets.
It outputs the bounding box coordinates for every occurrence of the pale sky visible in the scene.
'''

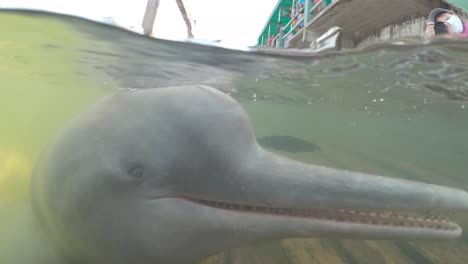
[0,0,278,48]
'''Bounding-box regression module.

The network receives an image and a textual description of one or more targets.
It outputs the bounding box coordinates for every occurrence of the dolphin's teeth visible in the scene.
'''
[190,199,457,232]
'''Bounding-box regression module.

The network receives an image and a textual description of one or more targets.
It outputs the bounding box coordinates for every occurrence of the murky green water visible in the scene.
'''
[1,10,468,264]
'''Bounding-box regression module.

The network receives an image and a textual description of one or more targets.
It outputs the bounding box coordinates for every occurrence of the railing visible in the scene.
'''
[264,0,332,48]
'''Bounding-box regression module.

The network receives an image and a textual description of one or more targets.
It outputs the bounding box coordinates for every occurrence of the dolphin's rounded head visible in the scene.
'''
[31,85,468,264]
[31,85,260,264]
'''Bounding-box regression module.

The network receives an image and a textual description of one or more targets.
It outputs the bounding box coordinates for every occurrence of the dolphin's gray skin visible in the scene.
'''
[29,85,468,264]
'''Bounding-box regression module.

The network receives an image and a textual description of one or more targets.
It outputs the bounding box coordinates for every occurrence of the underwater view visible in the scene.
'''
[1,8,468,264]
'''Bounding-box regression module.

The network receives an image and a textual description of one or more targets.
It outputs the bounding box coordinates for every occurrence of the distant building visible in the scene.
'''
[258,0,467,50]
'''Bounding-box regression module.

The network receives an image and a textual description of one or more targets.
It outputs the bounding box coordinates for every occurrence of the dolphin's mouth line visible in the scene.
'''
[180,196,460,232]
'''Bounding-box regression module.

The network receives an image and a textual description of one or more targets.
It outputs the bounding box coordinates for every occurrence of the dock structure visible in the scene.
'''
[258,0,467,50]
[142,0,195,38]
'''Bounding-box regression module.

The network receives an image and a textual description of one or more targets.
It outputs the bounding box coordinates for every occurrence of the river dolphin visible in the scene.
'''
[23,85,468,264]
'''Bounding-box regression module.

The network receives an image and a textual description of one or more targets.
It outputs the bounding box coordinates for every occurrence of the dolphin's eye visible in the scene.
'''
[128,166,144,180]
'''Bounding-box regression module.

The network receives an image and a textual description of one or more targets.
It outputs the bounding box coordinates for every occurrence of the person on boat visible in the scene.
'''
[313,0,324,16]
[276,21,283,35]
[299,0,305,9]
[425,8,468,39]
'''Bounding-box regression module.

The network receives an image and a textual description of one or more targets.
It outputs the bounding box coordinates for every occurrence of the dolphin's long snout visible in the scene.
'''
[240,147,468,212]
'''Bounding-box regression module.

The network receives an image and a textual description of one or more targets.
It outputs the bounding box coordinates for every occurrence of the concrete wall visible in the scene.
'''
[356,3,467,48]
[356,17,427,48]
